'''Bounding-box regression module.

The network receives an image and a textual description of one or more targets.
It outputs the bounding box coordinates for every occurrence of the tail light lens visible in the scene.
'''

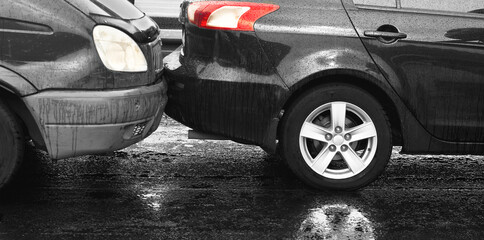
[187,1,279,31]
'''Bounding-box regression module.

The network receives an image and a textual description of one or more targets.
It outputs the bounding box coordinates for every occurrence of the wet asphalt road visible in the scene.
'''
[0,116,483,239]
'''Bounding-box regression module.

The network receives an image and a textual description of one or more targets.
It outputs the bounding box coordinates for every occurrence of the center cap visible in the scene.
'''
[333,135,345,146]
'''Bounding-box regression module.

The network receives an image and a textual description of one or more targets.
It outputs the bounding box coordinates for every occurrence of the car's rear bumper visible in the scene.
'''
[23,78,168,159]
[164,47,288,151]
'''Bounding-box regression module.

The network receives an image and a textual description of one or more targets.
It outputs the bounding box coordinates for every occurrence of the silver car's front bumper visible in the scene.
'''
[23,79,168,159]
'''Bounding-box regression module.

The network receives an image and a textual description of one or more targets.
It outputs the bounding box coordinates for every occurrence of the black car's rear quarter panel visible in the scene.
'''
[255,0,385,91]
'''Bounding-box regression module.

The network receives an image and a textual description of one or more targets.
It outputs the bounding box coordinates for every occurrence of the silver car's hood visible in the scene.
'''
[65,0,145,20]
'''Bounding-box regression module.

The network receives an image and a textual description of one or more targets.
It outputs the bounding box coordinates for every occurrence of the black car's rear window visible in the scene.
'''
[92,0,144,19]
[400,0,484,14]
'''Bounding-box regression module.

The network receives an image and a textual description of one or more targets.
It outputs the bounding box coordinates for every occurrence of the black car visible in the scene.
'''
[0,0,167,189]
[164,0,484,190]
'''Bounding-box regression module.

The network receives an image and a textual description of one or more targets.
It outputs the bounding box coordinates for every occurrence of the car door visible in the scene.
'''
[344,0,484,142]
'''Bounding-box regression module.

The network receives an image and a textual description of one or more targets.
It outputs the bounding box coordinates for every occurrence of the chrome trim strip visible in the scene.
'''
[355,4,484,19]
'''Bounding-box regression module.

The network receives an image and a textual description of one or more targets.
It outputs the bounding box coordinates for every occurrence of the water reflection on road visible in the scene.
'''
[132,179,482,239]
[296,204,374,239]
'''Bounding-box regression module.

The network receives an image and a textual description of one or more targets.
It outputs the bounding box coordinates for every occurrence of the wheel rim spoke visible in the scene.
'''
[311,146,337,174]
[331,102,346,131]
[346,122,377,143]
[300,122,331,143]
[340,148,366,174]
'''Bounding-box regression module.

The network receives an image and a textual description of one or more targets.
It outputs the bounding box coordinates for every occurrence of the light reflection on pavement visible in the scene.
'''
[296,204,375,240]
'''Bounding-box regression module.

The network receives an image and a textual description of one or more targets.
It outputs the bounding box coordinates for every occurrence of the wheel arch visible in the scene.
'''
[279,69,404,146]
[0,86,46,151]
[0,66,46,149]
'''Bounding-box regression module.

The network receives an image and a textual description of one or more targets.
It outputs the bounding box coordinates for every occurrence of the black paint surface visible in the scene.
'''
[165,0,484,154]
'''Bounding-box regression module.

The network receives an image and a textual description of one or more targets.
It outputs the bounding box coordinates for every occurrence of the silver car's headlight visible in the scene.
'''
[93,25,147,72]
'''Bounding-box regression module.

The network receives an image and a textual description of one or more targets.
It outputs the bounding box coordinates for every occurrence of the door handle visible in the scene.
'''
[364,31,407,39]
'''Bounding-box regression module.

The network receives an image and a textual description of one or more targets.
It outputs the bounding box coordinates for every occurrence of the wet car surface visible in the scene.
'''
[1,117,483,239]
[164,0,484,190]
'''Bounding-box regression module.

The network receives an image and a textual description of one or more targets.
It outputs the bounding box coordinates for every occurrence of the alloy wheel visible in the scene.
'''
[299,102,378,180]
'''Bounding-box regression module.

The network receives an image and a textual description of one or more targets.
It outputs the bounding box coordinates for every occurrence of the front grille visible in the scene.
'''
[133,122,147,137]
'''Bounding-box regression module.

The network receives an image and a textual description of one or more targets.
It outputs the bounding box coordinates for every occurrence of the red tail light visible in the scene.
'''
[187,1,279,31]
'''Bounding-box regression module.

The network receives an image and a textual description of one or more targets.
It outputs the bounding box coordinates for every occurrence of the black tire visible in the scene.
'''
[280,83,392,190]
[0,101,24,190]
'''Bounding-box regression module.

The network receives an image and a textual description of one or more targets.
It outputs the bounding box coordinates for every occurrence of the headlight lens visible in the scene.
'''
[93,25,147,72]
